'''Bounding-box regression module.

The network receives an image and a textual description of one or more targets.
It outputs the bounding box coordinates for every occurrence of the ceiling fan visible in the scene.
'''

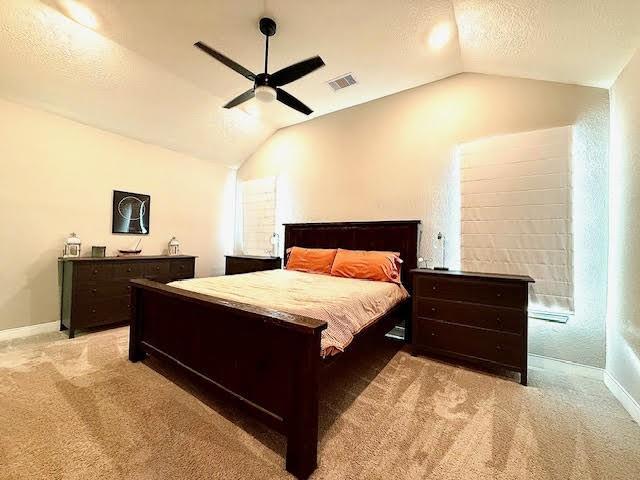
[194,17,325,115]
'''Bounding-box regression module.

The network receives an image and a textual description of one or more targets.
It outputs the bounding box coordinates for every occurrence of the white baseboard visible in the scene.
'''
[0,321,59,342]
[529,354,639,425]
[604,371,640,425]
[528,353,604,380]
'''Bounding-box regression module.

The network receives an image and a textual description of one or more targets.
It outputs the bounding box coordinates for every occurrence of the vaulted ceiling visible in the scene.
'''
[1,0,638,166]
[455,0,640,88]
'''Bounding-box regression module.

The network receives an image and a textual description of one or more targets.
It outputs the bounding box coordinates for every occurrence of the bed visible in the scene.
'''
[128,220,419,479]
[168,269,409,357]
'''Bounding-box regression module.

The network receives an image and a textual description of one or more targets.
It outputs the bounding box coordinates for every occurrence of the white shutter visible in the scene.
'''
[459,126,573,312]
[240,177,276,256]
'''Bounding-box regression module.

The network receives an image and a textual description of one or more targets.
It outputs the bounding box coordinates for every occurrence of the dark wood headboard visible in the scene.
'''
[283,220,420,291]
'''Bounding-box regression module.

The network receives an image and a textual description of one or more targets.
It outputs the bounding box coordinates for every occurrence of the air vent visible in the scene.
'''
[327,73,357,91]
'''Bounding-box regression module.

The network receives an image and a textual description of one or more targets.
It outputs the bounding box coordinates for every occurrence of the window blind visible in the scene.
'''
[239,177,276,256]
[459,126,573,312]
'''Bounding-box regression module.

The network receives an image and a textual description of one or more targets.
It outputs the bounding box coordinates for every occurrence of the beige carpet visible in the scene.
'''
[1,327,639,480]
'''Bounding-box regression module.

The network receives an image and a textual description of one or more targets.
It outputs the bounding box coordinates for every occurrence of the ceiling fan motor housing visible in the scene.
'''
[255,73,271,86]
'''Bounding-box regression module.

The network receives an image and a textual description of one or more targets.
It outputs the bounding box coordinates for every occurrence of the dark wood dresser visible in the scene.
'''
[225,255,281,275]
[59,255,196,338]
[411,269,534,385]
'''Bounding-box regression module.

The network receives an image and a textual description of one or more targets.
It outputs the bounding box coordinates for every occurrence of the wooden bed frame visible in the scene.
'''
[128,220,419,479]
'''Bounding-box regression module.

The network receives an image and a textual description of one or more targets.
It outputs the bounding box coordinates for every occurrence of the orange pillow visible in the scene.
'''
[286,247,337,274]
[330,249,402,283]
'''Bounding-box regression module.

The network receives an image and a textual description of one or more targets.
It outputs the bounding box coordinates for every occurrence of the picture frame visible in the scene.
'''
[112,190,150,235]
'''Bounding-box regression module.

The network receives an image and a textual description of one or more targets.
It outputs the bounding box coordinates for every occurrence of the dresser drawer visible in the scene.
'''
[113,262,145,279]
[76,281,127,299]
[74,297,130,328]
[415,276,526,308]
[75,263,113,282]
[144,261,170,276]
[414,297,524,334]
[101,281,134,297]
[170,259,194,279]
[414,318,521,368]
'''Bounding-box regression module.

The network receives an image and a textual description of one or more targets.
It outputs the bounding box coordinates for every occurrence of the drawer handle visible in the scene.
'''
[127,304,131,309]
[91,308,96,314]
[127,268,132,273]
[91,288,97,294]
[180,265,185,270]
[127,286,131,291]
[430,332,436,337]
[156,266,160,270]
[432,285,437,291]
[92,269,98,274]
[496,316,502,324]
[497,292,502,297]
[496,344,503,351]
[431,307,437,313]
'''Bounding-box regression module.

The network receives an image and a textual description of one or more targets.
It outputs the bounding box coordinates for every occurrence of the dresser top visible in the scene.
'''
[58,255,196,262]
[410,268,534,283]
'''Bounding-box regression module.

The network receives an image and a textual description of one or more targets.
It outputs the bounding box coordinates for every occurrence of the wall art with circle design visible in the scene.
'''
[112,190,150,235]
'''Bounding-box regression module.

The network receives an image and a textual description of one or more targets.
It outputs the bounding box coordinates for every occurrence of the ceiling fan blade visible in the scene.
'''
[276,88,313,115]
[224,89,255,109]
[270,56,325,87]
[194,41,256,81]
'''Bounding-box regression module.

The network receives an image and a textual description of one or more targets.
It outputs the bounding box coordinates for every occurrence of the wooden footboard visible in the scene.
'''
[128,279,327,479]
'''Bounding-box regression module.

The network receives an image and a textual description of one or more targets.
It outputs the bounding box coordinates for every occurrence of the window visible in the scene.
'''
[459,126,573,313]
[238,177,277,256]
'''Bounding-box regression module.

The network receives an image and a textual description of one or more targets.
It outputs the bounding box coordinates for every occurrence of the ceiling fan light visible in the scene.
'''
[255,85,277,103]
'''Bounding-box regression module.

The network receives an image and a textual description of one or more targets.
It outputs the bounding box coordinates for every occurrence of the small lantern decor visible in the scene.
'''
[168,236,180,256]
[63,233,82,258]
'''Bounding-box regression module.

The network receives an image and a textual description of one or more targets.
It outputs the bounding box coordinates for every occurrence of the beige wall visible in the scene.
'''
[239,73,610,367]
[0,98,235,331]
[608,49,640,404]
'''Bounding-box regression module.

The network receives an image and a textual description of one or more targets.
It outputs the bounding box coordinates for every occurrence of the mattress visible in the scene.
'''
[168,269,409,357]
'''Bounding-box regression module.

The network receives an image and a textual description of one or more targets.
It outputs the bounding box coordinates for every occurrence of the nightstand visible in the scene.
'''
[225,255,281,275]
[411,269,534,385]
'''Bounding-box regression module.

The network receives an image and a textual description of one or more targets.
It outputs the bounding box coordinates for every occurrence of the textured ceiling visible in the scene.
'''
[75,0,462,129]
[0,0,274,166]
[0,1,638,166]
[454,0,640,88]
